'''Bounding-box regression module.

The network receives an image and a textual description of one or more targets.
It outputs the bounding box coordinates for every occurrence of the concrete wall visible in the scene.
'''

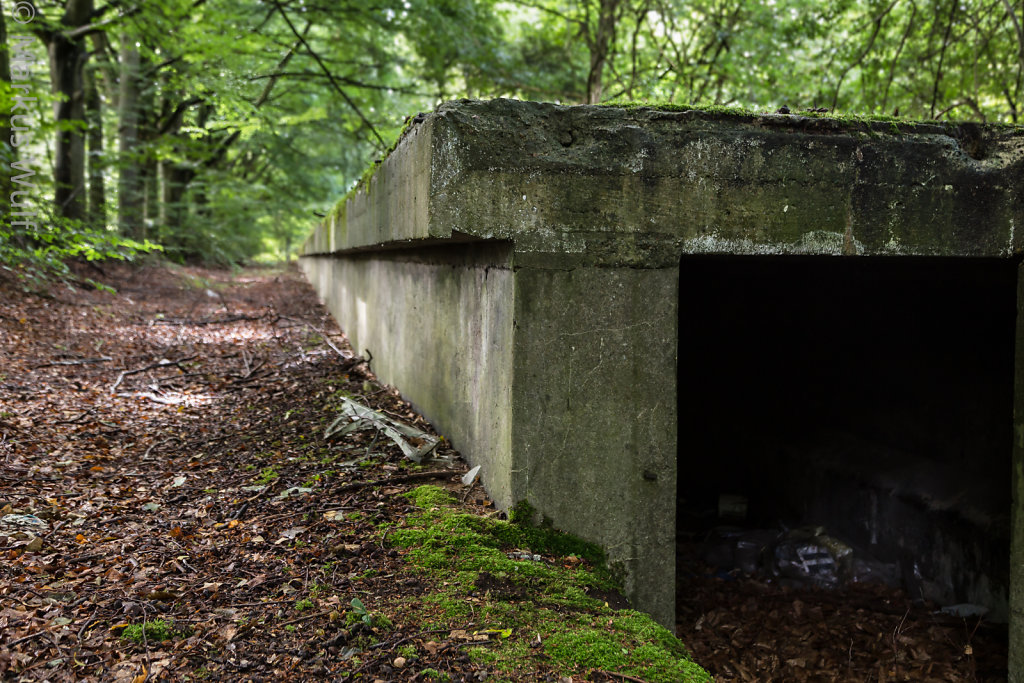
[300,243,516,506]
[300,248,680,627]
[511,266,678,626]
[301,100,1024,669]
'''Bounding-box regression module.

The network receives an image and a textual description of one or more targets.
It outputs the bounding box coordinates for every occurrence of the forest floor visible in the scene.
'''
[0,262,705,683]
[0,262,1009,682]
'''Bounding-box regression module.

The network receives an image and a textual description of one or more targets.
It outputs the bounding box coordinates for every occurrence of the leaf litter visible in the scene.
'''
[675,542,1008,682]
[0,262,505,681]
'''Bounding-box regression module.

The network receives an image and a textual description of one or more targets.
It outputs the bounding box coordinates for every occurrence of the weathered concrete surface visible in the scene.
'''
[315,99,1024,262]
[303,243,517,506]
[510,266,678,624]
[301,99,1024,645]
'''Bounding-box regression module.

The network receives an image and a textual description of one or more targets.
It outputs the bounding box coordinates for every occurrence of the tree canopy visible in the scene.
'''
[1,0,1021,272]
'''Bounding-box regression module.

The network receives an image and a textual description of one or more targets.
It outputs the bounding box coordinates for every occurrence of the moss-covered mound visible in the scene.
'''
[387,486,711,683]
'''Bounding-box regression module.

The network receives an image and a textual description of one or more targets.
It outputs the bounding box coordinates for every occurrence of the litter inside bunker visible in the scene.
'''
[674,255,1014,680]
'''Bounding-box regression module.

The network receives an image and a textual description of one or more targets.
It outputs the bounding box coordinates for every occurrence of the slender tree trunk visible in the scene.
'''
[142,156,158,230]
[586,0,619,104]
[117,36,143,238]
[0,3,13,222]
[160,161,189,242]
[48,0,93,221]
[140,61,158,235]
[84,64,105,226]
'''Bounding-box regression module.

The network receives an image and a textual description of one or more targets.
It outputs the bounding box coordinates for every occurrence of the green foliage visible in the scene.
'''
[1,0,1019,272]
[392,486,615,603]
[0,215,162,291]
[508,499,536,526]
[347,597,392,630]
[120,619,181,644]
[253,467,279,485]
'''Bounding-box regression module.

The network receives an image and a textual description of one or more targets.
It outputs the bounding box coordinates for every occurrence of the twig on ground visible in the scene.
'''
[35,356,113,368]
[332,470,457,494]
[278,610,331,627]
[7,630,47,647]
[599,671,652,683]
[110,355,199,393]
[277,315,350,360]
[366,628,449,651]
[153,314,267,326]
[54,410,97,425]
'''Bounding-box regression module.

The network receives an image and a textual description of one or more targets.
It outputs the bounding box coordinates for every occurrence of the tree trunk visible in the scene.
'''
[160,161,189,243]
[0,3,12,222]
[140,63,158,235]
[84,63,105,226]
[142,156,158,231]
[117,36,143,238]
[586,0,619,104]
[48,0,93,221]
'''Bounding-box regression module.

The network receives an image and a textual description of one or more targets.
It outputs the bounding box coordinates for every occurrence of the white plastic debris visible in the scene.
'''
[507,550,542,562]
[938,603,989,618]
[1,514,48,531]
[325,397,440,463]
[461,465,482,487]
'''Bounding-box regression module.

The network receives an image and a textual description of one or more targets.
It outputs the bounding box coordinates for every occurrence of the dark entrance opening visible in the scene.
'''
[675,255,1015,677]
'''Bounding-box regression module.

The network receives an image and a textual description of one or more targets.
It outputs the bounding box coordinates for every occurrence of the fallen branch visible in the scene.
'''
[153,314,268,326]
[110,355,199,393]
[332,470,457,494]
[35,356,113,368]
[277,315,350,361]
[599,671,653,683]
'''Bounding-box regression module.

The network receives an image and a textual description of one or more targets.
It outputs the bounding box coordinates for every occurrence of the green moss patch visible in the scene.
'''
[120,618,188,645]
[387,486,711,682]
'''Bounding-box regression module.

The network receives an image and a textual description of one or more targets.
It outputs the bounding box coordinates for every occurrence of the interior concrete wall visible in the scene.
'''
[679,256,1016,621]
[1012,263,1024,682]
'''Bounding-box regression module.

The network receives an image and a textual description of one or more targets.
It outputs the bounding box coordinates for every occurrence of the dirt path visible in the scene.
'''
[0,263,498,681]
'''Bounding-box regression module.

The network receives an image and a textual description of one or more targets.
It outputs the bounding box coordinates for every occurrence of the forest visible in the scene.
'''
[0,0,1022,275]
[2,2,1023,681]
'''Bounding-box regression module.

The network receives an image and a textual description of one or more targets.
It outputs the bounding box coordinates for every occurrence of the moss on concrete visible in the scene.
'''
[597,98,1021,128]
[387,486,711,683]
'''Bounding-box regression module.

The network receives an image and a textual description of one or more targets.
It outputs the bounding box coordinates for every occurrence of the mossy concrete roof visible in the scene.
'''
[303,98,1024,265]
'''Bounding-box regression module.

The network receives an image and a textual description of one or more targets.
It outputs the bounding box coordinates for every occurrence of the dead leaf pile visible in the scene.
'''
[676,544,1008,682]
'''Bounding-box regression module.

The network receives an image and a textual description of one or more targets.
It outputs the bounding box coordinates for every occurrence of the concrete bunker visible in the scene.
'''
[300,99,1024,678]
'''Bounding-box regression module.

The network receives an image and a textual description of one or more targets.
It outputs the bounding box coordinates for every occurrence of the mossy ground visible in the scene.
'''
[384,485,711,683]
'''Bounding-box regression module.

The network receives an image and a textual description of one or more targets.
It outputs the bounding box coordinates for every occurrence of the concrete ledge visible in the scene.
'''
[301,99,1024,640]
[307,99,1024,263]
